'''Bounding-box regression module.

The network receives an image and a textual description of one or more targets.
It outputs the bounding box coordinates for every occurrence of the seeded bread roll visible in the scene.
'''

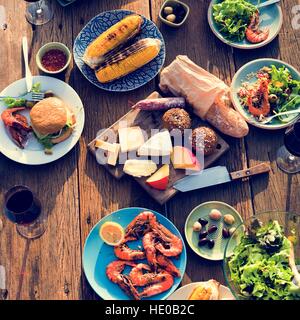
[190,126,218,156]
[162,108,191,132]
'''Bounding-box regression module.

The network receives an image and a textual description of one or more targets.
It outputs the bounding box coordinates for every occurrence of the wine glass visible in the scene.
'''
[3,185,47,239]
[25,0,53,26]
[276,120,300,174]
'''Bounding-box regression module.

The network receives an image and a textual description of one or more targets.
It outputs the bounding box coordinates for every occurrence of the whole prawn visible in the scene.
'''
[142,232,158,269]
[129,263,163,287]
[246,11,269,44]
[151,220,183,257]
[106,260,140,300]
[139,271,174,298]
[124,211,157,241]
[1,107,31,148]
[247,78,271,117]
[114,243,145,261]
[156,254,181,278]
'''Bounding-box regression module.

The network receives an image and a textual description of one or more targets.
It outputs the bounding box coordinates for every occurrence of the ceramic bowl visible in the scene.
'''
[223,211,300,300]
[36,42,71,74]
[159,0,190,28]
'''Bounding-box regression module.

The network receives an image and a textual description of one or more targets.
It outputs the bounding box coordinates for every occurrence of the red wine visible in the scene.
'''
[4,186,41,225]
[284,121,300,157]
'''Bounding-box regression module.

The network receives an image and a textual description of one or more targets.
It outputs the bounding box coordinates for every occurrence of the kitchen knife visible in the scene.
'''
[173,163,271,192]
[22,36,32,93]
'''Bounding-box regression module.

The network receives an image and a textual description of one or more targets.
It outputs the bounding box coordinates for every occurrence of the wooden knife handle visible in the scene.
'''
[230,163,271,181]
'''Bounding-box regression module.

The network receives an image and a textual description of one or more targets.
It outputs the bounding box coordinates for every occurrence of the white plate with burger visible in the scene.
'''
[0,76,84,165]
[167,280,235,300]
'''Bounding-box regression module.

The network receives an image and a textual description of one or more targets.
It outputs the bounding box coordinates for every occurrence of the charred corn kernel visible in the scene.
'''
[95,38,161,83]
[83,14,143,69]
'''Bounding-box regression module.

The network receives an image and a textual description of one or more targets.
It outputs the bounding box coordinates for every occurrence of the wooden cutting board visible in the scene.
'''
[89,92,230,205]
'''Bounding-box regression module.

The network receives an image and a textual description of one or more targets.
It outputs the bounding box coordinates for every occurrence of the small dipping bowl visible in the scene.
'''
[36,42,71,74]
[159,0,190,28]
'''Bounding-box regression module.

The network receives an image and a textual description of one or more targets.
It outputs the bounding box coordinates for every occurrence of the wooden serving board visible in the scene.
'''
[89,92,230,205]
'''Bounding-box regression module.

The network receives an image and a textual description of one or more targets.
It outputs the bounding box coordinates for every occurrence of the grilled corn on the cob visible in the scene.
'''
[83,14,143,69]
[95,38,161,83]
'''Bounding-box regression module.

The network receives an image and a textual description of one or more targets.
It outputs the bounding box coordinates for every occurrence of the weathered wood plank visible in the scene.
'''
[150,0,253,286]
[0,1,82,300]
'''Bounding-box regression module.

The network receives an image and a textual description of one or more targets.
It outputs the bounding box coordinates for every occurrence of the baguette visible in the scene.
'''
[83,14,143,69]
[205,94,249,138]
[159,56,249,138]
[95,38,161,83]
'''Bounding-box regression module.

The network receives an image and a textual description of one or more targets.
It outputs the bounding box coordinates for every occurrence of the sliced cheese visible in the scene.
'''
[123,159,157,177]
[118,127,145,153]
[138,131,172,156]
[95,140,120,166]
[171,146,199,170]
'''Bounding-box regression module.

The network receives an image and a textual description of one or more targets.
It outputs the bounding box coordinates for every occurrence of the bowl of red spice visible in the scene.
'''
[36,42,71,74]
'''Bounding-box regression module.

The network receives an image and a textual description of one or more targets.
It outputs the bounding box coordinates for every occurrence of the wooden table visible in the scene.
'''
[0,0,299,300]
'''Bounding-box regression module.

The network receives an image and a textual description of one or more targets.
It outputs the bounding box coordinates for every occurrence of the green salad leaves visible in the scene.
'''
[2,82,41,108]
[213,0,257,41]
[267,66,300,121]
[229,220,300,300]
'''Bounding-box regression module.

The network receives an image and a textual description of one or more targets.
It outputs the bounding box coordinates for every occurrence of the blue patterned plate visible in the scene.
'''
[73,10,166,92]
[83,207,187,300]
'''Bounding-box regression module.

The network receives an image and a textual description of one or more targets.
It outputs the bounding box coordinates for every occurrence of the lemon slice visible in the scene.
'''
[99,222,125,246]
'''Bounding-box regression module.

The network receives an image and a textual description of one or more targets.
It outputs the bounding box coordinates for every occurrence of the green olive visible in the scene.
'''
[164,6,173,15]
[268,94,278,104]
[166,14,176,23]
[25,101,35,108]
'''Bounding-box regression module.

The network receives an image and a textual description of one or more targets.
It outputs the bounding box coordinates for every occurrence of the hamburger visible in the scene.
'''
[30,97,76,153]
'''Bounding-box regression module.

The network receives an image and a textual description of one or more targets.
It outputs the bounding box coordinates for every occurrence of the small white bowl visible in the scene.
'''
[36,42,71,74]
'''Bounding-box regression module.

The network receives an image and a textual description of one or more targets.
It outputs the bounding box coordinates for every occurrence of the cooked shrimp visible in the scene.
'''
[124,211,157,241]
[129,263,162,287]
[114,243,145,261]
[139,271,174,298]
[247,78,271,117]
[106,260,140,300]
[246,11,269,44]
[1,107,27,127]
[151,222,183,257]
[142,232,158,269]
[1,107,31,148]
[156,254,181,278]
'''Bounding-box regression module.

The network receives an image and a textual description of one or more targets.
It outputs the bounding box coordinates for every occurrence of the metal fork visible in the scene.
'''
[260,109,300,124]
[0,91,45,102]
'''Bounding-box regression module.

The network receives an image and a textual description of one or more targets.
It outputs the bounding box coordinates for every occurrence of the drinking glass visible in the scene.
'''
[25,0,53,26]
[276,120,300,174]
[3,185,47,239]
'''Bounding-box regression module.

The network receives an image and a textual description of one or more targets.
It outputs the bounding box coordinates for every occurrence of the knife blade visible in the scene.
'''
[22,36,32,93]
[173,163,271,192]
